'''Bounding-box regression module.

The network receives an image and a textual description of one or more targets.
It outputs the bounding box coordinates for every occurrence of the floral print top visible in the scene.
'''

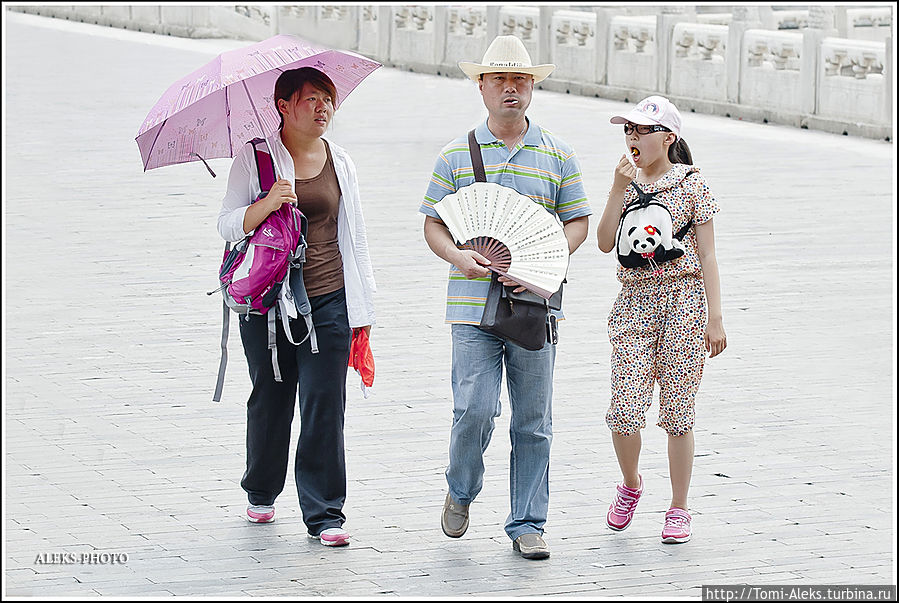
[616,163,719,283]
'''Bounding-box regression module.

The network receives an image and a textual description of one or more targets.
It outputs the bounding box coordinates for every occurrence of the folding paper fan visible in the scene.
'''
[433,182,569,299]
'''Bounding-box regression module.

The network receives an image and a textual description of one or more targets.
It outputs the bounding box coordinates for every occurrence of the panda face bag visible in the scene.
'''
[615,181,693,270]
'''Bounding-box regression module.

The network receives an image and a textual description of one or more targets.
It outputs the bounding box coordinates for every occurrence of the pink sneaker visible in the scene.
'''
[308,527,350,547]
[661,507,692,543]
[606,475,643,531]
[246,504,275,523]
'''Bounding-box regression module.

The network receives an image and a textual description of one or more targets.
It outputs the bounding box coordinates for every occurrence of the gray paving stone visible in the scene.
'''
[3,10,895,598]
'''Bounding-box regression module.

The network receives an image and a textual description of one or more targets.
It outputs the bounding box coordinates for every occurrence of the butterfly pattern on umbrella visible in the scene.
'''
[136,35,381,176]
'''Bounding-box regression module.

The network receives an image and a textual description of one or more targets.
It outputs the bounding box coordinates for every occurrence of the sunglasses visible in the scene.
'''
[623,123,671,135]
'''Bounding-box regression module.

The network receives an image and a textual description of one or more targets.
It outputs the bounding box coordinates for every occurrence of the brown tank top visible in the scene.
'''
[295,141,344,297]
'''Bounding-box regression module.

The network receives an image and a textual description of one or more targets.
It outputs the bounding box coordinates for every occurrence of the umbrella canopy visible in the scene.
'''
[136,34,380,174]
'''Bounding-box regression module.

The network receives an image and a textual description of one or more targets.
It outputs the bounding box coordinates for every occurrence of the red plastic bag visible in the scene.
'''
[348,328,375,395]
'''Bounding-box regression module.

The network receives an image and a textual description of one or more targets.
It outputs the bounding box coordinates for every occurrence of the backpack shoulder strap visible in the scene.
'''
[249,138,277,194]
[629,181,644,196]
[620,181,649,220]
[672,169,700,239]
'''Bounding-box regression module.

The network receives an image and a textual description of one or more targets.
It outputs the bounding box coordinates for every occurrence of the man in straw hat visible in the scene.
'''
[419,35,592,559]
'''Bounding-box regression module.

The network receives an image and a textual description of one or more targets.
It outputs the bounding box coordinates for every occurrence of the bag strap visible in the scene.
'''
[674,220,693,241]
[212,140,285,402]
[468,130,486,183]
[250,138,277,194]
[267,310,283,382]
[622,180,694,242]
[212,296,230,402]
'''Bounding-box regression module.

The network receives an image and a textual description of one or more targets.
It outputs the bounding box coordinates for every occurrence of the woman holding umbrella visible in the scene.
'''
[217,67,377,547]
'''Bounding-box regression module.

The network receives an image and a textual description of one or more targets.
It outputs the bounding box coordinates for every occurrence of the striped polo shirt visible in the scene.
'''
[420,119,592,325]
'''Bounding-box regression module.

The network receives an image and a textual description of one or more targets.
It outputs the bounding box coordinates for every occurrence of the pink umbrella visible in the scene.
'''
[135,34,380,176]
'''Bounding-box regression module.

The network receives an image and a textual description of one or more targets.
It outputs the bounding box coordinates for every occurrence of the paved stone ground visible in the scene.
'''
[3,10,896,598]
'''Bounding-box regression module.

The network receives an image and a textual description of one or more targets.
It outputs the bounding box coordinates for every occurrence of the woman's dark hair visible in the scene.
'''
[668,137,693,165]
[274,67,338,129]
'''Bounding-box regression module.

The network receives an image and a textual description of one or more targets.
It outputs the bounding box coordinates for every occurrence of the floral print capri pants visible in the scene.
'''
[606,277,707,437]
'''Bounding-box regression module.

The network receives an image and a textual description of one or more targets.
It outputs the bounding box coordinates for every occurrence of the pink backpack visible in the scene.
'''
[210,138,318,402]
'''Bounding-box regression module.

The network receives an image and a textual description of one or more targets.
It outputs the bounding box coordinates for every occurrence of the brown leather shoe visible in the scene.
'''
[512,533,550,559]
[441,493,470,538]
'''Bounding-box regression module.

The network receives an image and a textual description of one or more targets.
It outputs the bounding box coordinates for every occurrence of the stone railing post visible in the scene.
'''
[727,6,761,103]
[539,6,554,66]
[378,6,392,65]
[349,5,360,52]
[757,6,776,30]
[657,5,691,93]
[270,5,279,36]
[434,5,448,66]
[803,6,838,116]
[834,6,849,38]
[885,30,893,128]
[487,6,499,44]
[593,7,615,85]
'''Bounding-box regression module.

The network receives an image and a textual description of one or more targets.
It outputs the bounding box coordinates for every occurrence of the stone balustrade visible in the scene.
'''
[669,22,729,102]
[741,30,805,112]
[846,6,893,42]
[9,4,892,140]
[606,15,658,91]
[818,37,888,122]
[552,10,597,82]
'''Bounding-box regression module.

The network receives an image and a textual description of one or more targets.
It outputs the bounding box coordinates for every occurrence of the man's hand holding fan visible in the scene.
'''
[434,182,569,299]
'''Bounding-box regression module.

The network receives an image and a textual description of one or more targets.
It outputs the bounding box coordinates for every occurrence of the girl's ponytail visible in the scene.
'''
[668,138,693,165]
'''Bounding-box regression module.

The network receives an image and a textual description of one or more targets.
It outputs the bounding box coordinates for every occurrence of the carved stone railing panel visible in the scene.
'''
[611,15,656,54]
[319,5,349,21]
[445,6,487,70]
[234,5,269,26]
[670,22,728,102]
[741,29,804,111]
[744,29,803,71]
[499,6,539,41]
[673,22,727,61]
[551,10,597,83]
[821,38,886,80]
[313,5,357,51]
[818,37,888,123]
[773,9,809,30]
[607,16,657,91]
[282,6,308,20]
[391,6,435,66]
[357,5,380,57]
[846,6,893,42]
[395,5,433,32]
[696,13,732,26]
[552,10,595,48]
[448,5,486,37]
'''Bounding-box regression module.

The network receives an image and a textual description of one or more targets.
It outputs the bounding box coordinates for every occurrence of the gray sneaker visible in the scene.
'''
[441,493,470,538]
[513,533,550,559]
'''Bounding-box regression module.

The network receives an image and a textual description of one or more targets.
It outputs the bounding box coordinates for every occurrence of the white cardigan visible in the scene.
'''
[217,131,377,328]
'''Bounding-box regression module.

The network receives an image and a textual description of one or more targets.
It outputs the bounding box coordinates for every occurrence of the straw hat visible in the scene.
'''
[459,35,555,83]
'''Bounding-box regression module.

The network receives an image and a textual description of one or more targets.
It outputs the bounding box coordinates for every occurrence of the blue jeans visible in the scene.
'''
[447,324,556,541]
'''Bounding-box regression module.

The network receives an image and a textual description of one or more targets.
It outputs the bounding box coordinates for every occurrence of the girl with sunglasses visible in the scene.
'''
[595,96,727,543]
